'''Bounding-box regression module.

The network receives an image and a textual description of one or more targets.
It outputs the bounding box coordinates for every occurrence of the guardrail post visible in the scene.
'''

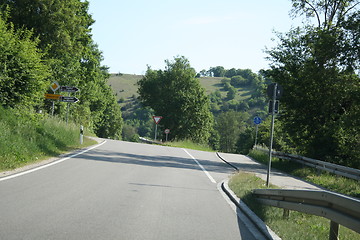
[329,221,339,240]
[283,209,290,219]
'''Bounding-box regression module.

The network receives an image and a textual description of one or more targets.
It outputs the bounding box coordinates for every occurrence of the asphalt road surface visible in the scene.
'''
[0,140,260,240]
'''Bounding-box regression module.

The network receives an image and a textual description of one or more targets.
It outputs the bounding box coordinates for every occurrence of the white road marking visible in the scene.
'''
[0,140,107,182]
[182,148,216,183]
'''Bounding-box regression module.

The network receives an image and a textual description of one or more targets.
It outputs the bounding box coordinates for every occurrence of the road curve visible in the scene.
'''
[0,140,259,240]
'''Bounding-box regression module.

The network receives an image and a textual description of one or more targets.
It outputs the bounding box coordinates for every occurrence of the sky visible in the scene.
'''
[87,0,302,75]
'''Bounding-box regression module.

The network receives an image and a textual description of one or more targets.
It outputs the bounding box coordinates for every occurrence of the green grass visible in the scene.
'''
[165,140,214,152]
[0,107,97,171]
[248,149,360,198]
[229,172,360,240]
[107,74,142,104]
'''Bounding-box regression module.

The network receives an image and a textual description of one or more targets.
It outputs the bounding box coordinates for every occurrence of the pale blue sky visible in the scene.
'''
[88,0,302,74]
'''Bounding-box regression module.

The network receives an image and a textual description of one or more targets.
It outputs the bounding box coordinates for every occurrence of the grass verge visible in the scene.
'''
[0,107,97,172]
[229,171,360,240]
[165,140,214,152]
[248,149,360,198]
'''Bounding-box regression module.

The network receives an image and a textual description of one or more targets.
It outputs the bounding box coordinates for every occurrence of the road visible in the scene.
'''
[0,140,260,240]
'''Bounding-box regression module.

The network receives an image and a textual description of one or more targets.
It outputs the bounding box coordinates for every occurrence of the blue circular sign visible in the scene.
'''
[254,117,262,125]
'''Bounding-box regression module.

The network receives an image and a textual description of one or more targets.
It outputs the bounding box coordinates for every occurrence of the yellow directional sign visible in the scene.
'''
[44,93,62,100]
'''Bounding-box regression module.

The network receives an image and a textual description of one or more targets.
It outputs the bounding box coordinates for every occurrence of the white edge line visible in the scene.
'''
[0,140,107,182]
[182,148,216,183]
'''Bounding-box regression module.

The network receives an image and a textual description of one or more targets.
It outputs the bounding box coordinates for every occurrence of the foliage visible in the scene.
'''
[0,106,96,171]
[0,0,123,139]
[266,0,360,167]
[215,111,248,152]
[137,56,214,143]
[236,127,255,154]
[0,14,49,110]
[226,85,237,100]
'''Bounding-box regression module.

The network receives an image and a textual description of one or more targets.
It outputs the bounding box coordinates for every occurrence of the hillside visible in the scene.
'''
[108,74,254,105]
[107,74,143,104]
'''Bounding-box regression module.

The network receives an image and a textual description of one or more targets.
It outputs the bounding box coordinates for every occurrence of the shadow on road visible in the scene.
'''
[76,148,235,175]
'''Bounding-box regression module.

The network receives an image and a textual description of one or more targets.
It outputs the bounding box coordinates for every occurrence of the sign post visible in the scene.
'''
[164,129,170,142]
[59,86,79,124]
[266,83,282,187]
[253,117,262,147]
[49,81,60,116]
[46,83,79,122]
[152,116,162,141]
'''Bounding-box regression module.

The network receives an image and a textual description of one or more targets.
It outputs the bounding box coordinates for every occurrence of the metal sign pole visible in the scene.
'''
[254,124,259,147]
[51,89,55,116]
[51,101,55,116]
[154,124,158,141]
[266,83,277,187]
[66,92,70,124]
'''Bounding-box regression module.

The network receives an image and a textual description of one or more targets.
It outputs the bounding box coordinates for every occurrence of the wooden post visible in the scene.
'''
[283,209,290,219]
[329,221,339,240]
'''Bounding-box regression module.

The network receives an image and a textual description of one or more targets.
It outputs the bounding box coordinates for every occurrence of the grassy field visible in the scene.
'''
[0,107,97,172]
[229,172,360,240]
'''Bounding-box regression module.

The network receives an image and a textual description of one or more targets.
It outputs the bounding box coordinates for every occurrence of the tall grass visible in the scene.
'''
[0,107,96,171]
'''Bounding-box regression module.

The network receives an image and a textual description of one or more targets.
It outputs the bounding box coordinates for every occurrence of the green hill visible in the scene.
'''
[107,74,143,104]
[107,74,255,105]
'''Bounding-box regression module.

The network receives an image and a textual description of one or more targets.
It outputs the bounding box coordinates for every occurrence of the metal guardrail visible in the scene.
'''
[253,146,360,181]
[253,189,360,240]
[138,137,165,145]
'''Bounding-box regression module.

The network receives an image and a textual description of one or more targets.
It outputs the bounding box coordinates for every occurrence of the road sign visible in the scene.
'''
[59,96,79,103]
[152,116,162,125]
[50,81,60,92]
[268,100,279,114]
[267,83,283,100]
[60,86,79,92]
[254,117,262,125]
[44,93,62,100]
[164,129,170,134]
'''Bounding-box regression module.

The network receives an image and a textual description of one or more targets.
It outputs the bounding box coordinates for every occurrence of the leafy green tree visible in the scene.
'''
[266,0,360,166]
[209,66,226,77]
[215,111,246,152]
[0,14,49,110]
[1,0,123,139]
[236,127,254,155]
[225,68,238,78]
[137,56,213,143]
[230,75,248,87]
[226,86,237,100]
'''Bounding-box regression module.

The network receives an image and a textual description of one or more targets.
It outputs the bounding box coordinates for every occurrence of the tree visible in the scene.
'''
[226,86,237,100]
[1,0,123,139]
[215,111,246,153]
[0,14,49,110]
[137,56,213,143]
[266,0,360,166]
[209,66,226,77]
[230,75,247,87]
